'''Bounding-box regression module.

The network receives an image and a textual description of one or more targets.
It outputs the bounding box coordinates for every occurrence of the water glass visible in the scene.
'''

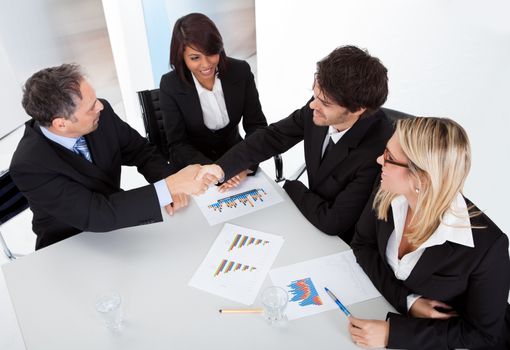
[95,291,123,331]
[261,286,288,325]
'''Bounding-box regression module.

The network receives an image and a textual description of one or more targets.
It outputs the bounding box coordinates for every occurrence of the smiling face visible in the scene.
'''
[309,82,365,131]
[183,45,220,88]
[376,133,416,197]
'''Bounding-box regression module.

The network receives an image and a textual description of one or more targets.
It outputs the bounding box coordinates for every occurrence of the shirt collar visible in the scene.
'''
[39,126,79,151]
[192,73,221,95]
[327,125,350,144]
[390,192,474,249]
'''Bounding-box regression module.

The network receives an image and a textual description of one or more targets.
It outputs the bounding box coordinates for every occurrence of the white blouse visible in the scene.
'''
[385,193,474,309]
[192,73,230,131]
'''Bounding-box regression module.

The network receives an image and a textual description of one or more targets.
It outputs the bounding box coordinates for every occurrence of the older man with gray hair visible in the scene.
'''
[10,63,207,249]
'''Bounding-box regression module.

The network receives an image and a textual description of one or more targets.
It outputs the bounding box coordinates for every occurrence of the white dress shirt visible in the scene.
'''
[385,193,474,310]
[192,73,230,131]
[321,125,351,156]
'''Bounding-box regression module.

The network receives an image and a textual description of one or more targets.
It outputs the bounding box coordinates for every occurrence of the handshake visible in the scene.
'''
[165,164,225,196]
[162,164,226,216]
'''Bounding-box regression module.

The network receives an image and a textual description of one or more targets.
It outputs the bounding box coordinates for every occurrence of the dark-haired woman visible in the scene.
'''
[159,13,267,188]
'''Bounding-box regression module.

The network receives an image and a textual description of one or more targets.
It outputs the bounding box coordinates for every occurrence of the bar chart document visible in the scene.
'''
[269,250,381,320]
[193,172,284,226]
[189,224,284,305]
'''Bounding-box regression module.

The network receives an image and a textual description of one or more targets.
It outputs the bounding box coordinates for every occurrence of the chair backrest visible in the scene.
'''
[380,107,414,124]
[137,89,169,159]
[0,170,29,225]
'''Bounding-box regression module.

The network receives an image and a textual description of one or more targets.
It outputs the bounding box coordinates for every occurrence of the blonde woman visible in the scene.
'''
[350,117,509,349]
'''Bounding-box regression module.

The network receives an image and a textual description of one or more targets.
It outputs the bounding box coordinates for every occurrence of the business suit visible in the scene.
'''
[159,57,267,171]
[351,193,510,349]
[10,99,175,250]
[216,100,394,243]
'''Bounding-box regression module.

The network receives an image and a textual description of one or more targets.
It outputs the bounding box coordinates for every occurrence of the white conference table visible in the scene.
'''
[2,172,396,350]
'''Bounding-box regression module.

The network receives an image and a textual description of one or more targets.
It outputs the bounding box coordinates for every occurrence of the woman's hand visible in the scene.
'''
[409,297,458,319]
[218,169,250,192]
[348,317,389,348]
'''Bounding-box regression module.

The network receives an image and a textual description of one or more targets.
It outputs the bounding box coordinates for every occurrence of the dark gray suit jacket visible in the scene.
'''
[10,99,174,249]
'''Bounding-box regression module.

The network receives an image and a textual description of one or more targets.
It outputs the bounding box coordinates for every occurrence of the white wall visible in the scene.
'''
[255,0,510,234]
[0,0,121,137]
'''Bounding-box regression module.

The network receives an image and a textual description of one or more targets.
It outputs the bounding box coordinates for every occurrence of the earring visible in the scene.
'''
[415,188,420,193]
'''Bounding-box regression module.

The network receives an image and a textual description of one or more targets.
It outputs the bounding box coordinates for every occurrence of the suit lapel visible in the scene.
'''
[405,243,454,287]
[32,123,118,191]
[378,213,395,263]
[314,113,379,184]
[175,77,210,133]
[307,125,328,187]
[220,69,242,128]
[379,203,456,287]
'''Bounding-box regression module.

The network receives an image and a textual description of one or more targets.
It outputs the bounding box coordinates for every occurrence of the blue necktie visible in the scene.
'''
[73,136,92,162]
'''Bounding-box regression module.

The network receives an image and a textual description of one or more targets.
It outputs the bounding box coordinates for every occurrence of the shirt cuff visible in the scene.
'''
[153,180,173,207]
[406,293,422,311]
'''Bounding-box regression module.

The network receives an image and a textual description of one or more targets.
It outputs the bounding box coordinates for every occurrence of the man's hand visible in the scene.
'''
[164,193,189,216]
[348,317,389,348]
[409,297,458,319]
[218,169,250,192]
[165,164,207,196]
[196,164,225,186]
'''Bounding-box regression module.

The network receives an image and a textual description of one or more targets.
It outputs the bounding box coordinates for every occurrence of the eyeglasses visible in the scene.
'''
[382,148,409,168]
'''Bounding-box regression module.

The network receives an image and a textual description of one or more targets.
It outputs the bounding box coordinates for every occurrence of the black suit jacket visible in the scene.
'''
[9,100,175,249]
[351,193,510,350]
[216,99,394,242]
[159,57,267,172]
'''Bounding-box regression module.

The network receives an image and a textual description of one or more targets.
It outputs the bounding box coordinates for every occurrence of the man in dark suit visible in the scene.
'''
[198,45,394,243]
[10,64,208,249]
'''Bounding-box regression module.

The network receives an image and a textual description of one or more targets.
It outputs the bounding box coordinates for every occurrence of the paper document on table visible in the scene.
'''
[193,172,284,226]
[189,223,284,305]
[269,250,380,320]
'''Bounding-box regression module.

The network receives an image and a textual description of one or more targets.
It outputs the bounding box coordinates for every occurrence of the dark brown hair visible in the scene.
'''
[21,63,84,127]
[315,45,388,115]
[169,13,227,83]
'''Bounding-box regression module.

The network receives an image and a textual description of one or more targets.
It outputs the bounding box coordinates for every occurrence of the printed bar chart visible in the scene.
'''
[228,234,269,251]
[288,277,323,307]
[193,172,284,226]
[208,189,266,213]
[213,259,257,277]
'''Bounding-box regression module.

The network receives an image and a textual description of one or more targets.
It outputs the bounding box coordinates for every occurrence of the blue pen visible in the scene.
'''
[324,287,351,317]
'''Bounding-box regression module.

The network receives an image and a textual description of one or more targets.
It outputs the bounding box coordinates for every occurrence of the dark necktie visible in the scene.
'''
[73,136,92,162]
[321,137,335,164]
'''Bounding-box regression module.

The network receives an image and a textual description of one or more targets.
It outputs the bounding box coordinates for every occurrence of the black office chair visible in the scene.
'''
[137,89,284,182]
[0,170,30,261]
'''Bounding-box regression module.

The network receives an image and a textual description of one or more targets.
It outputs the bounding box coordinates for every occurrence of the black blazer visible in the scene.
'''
[9,100,175,249]
[216,99,394,242]
[351,193,510,350]
[159,57,267,171]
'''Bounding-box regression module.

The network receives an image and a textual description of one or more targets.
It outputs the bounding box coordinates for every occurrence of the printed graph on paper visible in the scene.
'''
[189,224,284,305]
[288,277,323,307]
[193,172,283,225]
[269,251,381,320]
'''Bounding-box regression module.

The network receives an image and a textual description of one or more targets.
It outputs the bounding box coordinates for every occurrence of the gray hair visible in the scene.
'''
[21,63,84,126]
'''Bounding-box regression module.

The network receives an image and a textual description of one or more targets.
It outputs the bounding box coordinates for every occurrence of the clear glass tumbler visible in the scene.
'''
[95,291,123,331]
[261,286,288,325]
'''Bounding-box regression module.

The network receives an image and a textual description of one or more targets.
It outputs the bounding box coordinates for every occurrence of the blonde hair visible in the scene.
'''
[374,117,472,246]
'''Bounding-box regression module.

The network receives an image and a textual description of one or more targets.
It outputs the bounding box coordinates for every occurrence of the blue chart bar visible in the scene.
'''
[288,277,323,307]
[208,188,267,213]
